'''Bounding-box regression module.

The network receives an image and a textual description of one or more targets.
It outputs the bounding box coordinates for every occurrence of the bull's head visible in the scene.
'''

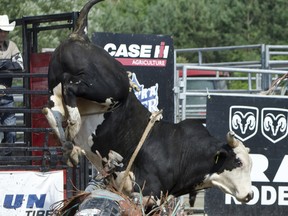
[206,131,253,203]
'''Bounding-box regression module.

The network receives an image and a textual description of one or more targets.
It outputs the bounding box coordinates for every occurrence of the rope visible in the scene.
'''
[119,110,163,193]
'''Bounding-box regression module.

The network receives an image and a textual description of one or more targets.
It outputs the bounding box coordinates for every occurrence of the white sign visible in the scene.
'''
[131,73,159,112]
[0,170,64,216]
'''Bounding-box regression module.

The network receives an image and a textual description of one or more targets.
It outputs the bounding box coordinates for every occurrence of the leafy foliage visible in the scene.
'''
[1,0,288,59]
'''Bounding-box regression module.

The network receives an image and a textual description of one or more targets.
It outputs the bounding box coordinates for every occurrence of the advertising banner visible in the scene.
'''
[205,94,288,216]
[92,32,174,122]
[0,170,64,216]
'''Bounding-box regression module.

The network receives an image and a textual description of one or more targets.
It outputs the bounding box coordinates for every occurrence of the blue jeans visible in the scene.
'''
[0,97,16,145]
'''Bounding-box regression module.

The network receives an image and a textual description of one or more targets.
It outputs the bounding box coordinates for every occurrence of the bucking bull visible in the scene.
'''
[43,0,254,214]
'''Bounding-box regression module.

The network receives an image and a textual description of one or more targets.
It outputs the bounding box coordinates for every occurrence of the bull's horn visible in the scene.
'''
[227,131,239,148]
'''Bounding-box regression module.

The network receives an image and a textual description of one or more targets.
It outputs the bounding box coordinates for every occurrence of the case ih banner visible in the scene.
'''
[92,32,174,122]
[205,95,288,216]
[0,170,64,216]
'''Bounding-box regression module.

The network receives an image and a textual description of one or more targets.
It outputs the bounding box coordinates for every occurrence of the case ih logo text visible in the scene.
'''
[104,42,169,67]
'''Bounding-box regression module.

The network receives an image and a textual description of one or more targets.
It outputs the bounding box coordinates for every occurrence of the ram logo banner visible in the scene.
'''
[206,95,288,216]
[130,73,159,112]
[229,106,288,143]
[229,106,259,142]
[0,170,64,216]
[261,108,288,144]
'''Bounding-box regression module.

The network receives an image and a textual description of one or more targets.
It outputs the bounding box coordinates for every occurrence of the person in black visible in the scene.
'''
[0,15,23,155]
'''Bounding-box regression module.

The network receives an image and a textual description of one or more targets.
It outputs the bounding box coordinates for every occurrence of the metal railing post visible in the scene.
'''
[181,66,188,121]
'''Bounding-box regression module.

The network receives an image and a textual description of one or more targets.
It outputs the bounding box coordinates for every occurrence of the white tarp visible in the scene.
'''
[0,170,64,216]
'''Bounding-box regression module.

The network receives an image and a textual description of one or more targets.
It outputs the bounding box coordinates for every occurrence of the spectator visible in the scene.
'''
[0,15,23,156]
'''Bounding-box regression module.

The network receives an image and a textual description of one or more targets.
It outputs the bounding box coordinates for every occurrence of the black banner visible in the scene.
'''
[91,32,174,122]
[205,94,288,216]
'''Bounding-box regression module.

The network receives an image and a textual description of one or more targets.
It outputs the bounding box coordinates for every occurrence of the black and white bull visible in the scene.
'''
[43,0,253,204]
[85,91,253,203]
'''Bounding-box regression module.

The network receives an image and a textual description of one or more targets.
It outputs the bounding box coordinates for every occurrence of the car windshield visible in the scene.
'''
[186,80,214,105]
[186,80,215,90]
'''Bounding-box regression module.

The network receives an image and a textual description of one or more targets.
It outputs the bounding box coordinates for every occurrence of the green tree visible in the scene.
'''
[0,0,88,51]
[95,0,216,48]
[2,0,288,55]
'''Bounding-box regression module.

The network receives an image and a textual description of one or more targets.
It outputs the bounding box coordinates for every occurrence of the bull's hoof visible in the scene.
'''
[42,107,49,115]
[63,142,83,167]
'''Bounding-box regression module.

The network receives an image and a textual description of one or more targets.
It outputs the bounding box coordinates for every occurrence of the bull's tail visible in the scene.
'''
[73,0,104,36]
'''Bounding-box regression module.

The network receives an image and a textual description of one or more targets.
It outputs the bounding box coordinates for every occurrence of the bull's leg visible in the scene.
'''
[46,82,81,143]
[43,83,82,166]
[65,105,81,140]
[43,83,66,141]
[61,81,82,141]
[43,105,82,166]
[189,191,197,207]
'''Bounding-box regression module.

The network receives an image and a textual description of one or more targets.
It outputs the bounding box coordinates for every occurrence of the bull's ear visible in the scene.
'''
[214,149,228,164]
[246,147,250,153]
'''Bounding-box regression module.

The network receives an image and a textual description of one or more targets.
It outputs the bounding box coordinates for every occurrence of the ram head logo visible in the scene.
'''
[261,109,288,143]
[263,114,286,136]
[229,106,259,142]
[232,111,256,134]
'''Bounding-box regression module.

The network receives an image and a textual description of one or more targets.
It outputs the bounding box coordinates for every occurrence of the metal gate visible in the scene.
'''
[0,12,90,198]
[174,44,288,122]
